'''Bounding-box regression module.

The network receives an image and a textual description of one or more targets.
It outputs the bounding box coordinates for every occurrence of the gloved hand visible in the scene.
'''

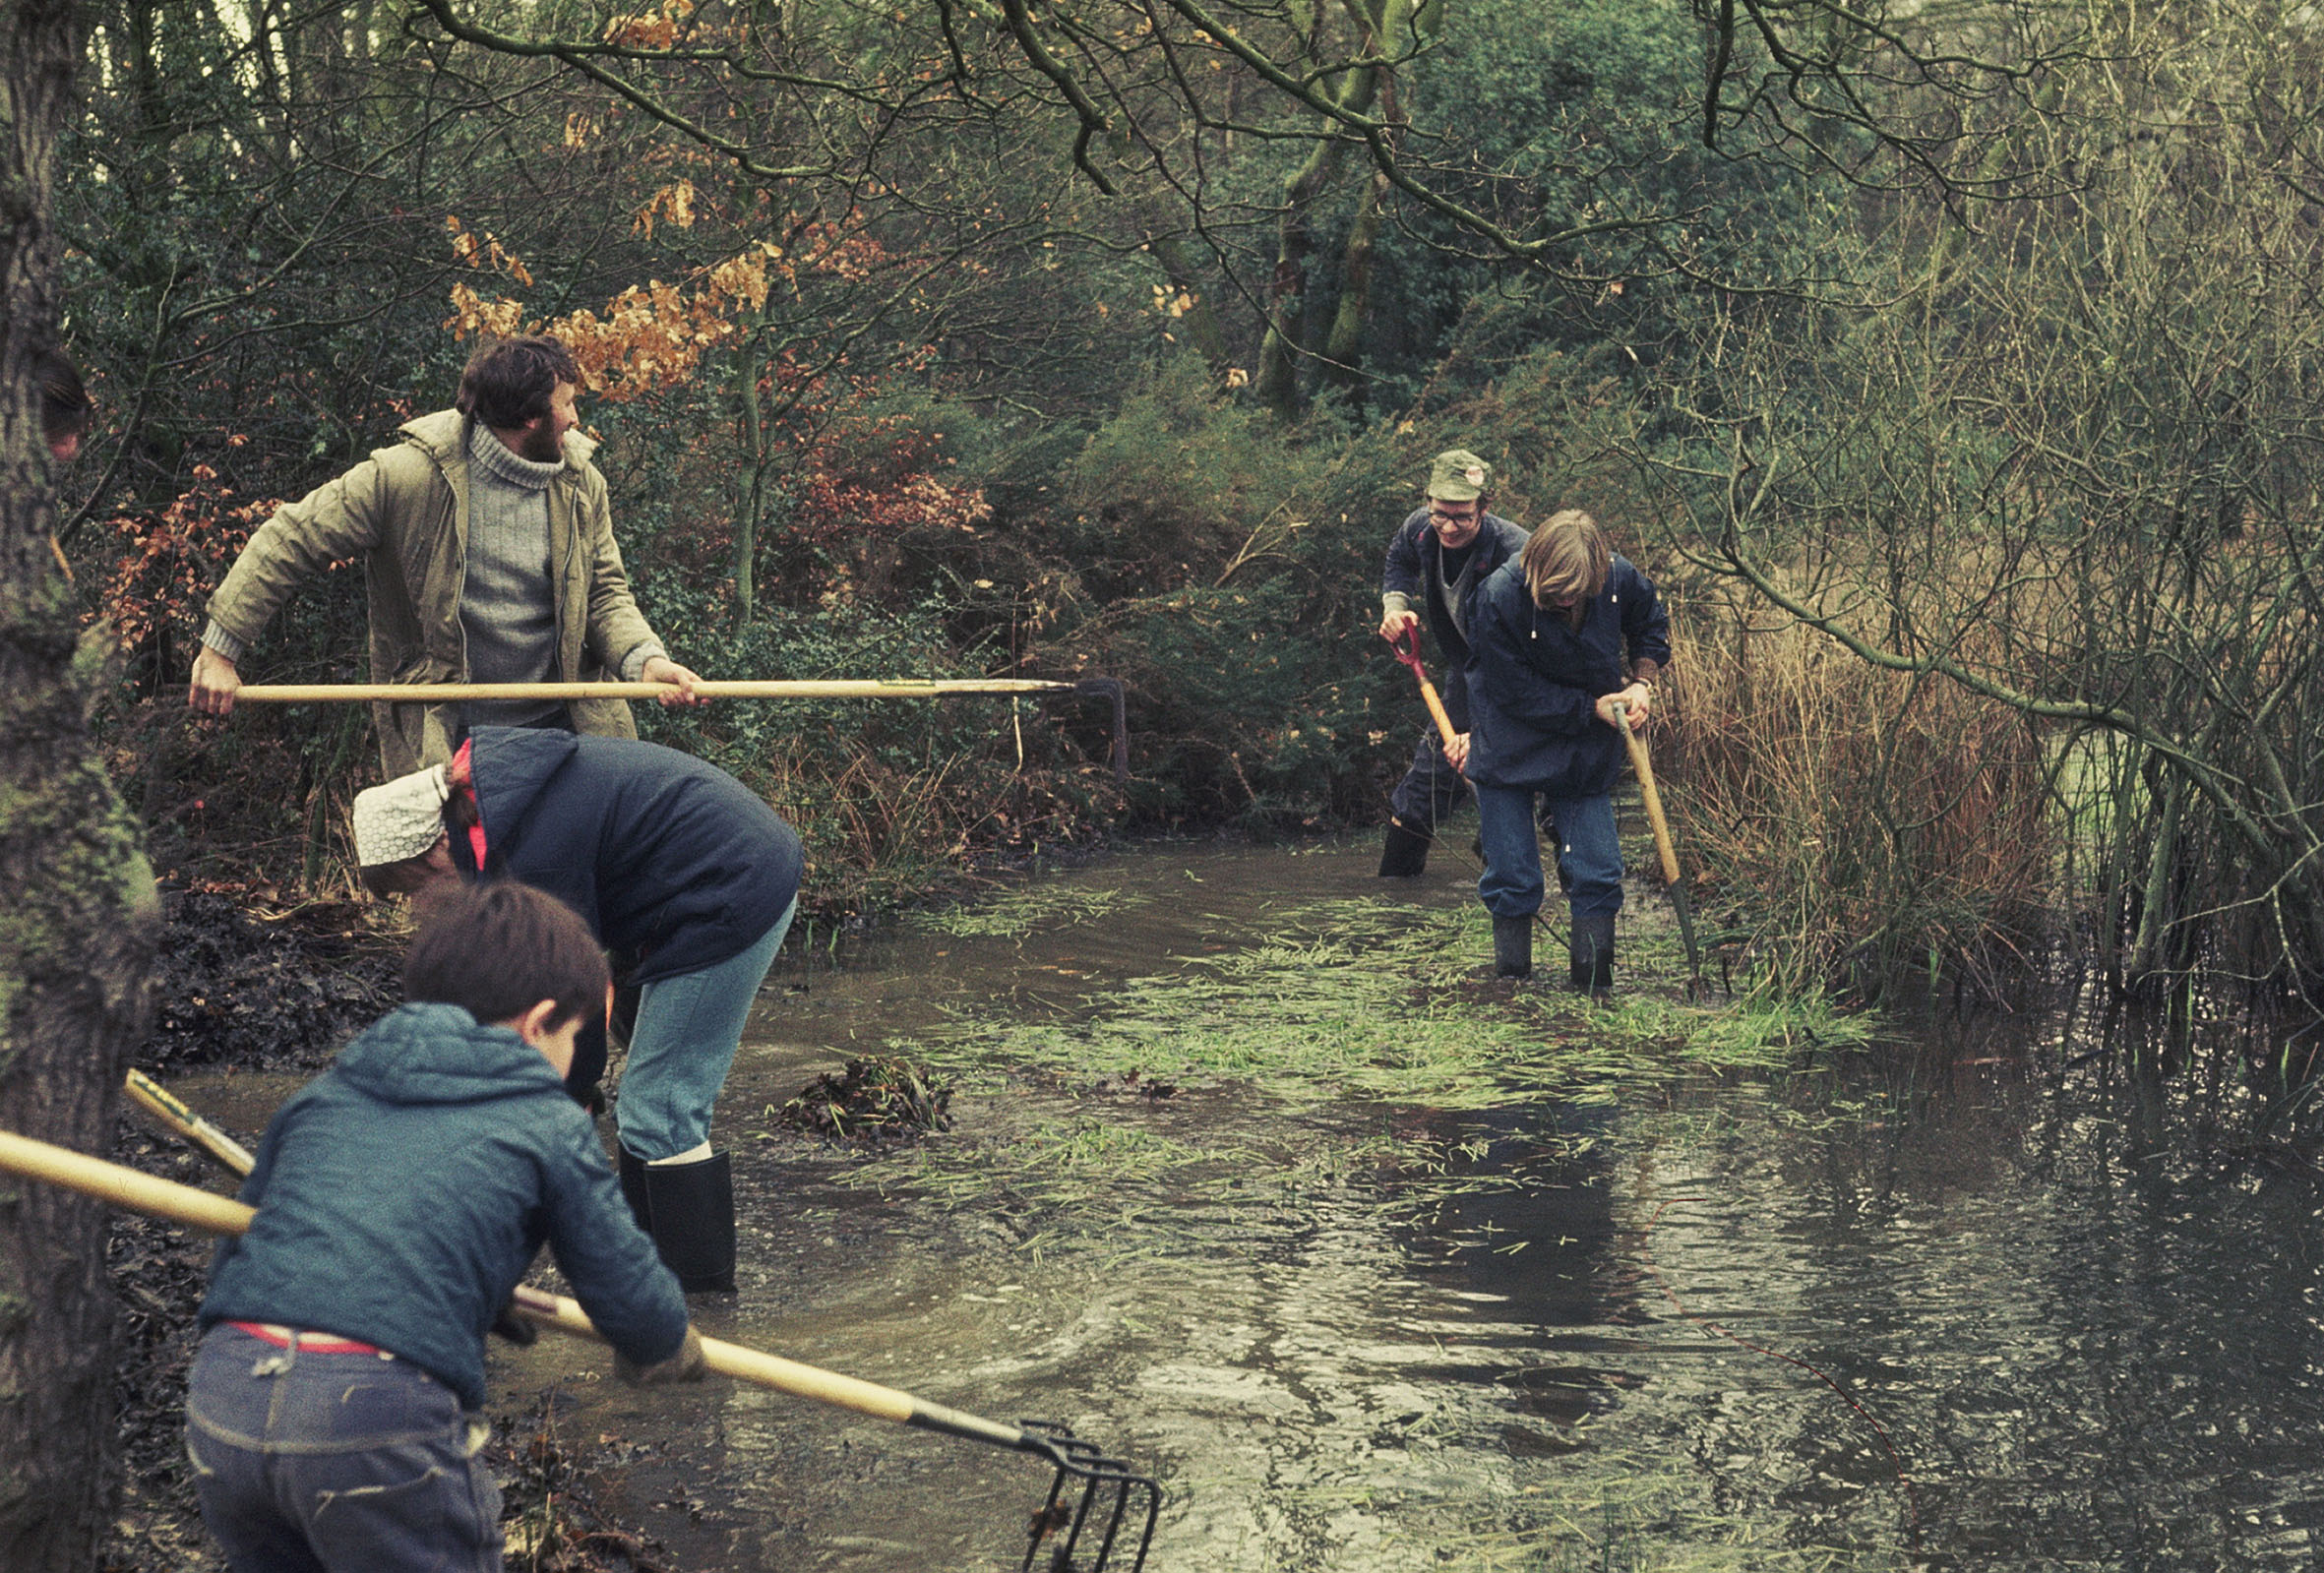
[616,1325,707,1385]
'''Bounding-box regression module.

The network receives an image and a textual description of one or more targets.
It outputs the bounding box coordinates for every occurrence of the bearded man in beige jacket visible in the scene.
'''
[188,335,704,774]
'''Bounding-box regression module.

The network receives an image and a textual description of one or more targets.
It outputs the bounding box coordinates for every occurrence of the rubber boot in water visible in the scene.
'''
[1377,819,1432,877]
[1493,915,1533,979]
[1570,914,1616,998]
[642,1152,737,1294]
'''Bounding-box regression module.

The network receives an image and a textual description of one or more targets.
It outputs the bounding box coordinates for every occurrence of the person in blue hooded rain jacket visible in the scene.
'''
[188,880,703,1573]
[1462,510,1671,990]
[353,726,804,1295]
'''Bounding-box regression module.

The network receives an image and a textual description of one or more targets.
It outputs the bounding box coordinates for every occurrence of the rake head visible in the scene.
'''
[1015,1420,1161,1573]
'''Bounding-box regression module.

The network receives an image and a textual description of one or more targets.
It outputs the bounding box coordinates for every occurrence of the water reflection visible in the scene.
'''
[167,839,2324,1569]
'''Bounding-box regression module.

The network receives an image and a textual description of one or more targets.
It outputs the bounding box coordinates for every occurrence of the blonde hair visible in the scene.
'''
[1522,510,1611,610]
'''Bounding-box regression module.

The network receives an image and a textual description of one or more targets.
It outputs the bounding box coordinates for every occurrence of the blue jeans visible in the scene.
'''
[185,1324,501,1573]
[1476,784,1622,921]
[615,896,795,1160]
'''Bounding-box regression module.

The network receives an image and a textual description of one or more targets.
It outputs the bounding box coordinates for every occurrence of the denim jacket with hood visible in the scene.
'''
[199,1001,689,1409]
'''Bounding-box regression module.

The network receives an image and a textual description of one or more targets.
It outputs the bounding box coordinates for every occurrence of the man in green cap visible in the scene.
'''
[1375,449,1530,877]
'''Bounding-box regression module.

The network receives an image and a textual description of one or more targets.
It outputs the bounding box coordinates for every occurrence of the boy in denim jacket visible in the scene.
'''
[186,881,705,1572]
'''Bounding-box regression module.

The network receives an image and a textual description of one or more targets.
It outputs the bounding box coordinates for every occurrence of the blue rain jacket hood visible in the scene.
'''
[200,1001,689,1408]
[1463,554,1672,798]
[459,727,803,983]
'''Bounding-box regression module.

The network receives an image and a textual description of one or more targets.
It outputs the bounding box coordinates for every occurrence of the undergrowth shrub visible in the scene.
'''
[1026,360,1493,825]
[633,584,1120,917]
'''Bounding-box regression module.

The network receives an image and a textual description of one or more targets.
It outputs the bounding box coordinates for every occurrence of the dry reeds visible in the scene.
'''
[1662,589,2056,998]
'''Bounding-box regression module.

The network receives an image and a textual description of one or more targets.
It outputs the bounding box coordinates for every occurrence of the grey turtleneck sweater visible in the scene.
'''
[459,427,570,729]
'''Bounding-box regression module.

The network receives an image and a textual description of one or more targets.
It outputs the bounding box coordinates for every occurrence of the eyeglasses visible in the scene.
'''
[1428,507,1480,523]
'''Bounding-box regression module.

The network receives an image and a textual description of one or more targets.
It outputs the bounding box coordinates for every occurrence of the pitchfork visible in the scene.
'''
[91,1083,1167,1571]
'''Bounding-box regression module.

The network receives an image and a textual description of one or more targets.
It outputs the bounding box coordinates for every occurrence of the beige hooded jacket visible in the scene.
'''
[204,409,661,774]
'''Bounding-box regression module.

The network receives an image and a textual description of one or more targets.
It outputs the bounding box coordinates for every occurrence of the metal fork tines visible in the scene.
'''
[1017,1421,1161,1573]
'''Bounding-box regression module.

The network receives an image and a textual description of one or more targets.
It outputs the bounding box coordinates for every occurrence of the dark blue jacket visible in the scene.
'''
[1463,555,1672,797]
[1380,509,1529,730]
[459,728,803,984]
[199,1002,690,1408]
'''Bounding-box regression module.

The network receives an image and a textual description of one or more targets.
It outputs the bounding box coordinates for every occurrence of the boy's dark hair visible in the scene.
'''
[35,346,90,446]
[455,334,580,429]
[402,880,608,1032]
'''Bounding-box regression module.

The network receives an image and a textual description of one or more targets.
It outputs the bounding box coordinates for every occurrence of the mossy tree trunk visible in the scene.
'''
[1252,0,1429,422]
[0,0,162,1565]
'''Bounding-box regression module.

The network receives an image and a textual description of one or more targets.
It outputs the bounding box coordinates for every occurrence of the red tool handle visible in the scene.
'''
[1389,626,1460,753]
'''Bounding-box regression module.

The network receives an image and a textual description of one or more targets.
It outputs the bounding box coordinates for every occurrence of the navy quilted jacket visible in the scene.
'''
[1463,555,1671,797]
[200,1002,688,1408]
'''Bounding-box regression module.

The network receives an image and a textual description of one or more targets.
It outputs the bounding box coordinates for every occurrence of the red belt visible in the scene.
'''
[228,1321,392,1358]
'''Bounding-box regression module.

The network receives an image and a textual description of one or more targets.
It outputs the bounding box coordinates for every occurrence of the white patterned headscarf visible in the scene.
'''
[351,764,451,868]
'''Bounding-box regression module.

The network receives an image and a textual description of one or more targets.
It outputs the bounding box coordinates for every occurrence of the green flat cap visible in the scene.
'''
[1428,449,1493,501]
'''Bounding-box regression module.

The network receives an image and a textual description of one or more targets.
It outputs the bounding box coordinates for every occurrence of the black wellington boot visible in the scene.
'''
[617,1145,652,1232]
[642,1151,738,1294]
[1493,915,1533,979]
[1377,819,1432,877]
[1570,914,1616,998]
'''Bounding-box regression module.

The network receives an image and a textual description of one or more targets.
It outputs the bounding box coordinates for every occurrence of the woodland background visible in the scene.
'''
[13,1,2324,1564]
[47,0,2324,1008]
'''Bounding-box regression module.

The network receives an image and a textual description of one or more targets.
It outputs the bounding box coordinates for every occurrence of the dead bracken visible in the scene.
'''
[775,1056,952,1142]
[146,881,402,1071]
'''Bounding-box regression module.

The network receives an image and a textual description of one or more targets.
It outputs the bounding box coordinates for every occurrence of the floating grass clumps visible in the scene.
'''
[909,882,1147,939]
[882,899,1862,1112]
[774,1056,952,1142]
[814,891,1884,1248]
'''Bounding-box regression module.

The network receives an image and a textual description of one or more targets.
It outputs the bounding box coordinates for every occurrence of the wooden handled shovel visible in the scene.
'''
[1610,699,1704,988]
[50,1108,1163,1572]
[1387,625,1460,753]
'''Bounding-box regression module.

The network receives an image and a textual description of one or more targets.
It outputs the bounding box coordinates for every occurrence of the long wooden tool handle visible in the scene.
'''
[505,1286,1022,1446]
[0,1129,257,1236]
[231,679,1073,703]
[126,1069,256,1175]
[0,1128,1038,1453]
[1611,701,1682,886]
[1391,631,1461,752]
[1416,675,1459,753]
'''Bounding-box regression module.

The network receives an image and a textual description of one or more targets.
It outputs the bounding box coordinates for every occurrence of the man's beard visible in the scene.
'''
[520,422,564,463]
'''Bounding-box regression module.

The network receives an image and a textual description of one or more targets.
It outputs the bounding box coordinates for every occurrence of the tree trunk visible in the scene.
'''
[1317,165,1390,405]
[733,348,764,623]
[1252,0,1406,422]
[0,0,163,1567]
[1252,131,1350,423]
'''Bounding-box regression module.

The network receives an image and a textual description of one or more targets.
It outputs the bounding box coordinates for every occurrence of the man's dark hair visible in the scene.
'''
[35,347,90,446]
[455,335,580,430]
[402,880,608,1032]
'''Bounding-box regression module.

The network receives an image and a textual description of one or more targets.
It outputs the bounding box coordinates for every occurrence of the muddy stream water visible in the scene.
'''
[163,839,2324,1571]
